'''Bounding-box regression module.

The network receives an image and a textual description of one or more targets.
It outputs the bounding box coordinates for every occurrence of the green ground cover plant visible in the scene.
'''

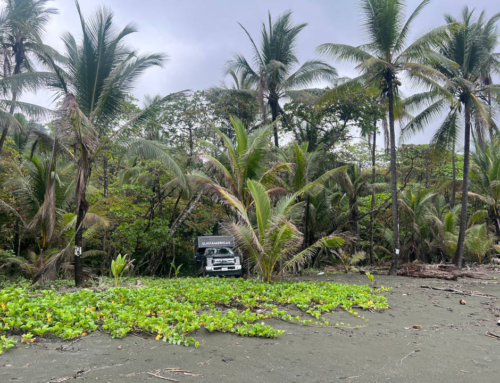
[0,278,389,352]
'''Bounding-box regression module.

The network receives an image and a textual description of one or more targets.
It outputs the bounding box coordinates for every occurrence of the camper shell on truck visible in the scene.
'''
[194,235,242,277]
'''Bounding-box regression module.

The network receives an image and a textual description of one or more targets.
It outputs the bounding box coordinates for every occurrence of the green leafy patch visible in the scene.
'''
[0,278,389,351]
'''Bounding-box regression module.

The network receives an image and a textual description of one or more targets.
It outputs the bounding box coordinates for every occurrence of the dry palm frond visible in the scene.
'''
[32,241,73,285]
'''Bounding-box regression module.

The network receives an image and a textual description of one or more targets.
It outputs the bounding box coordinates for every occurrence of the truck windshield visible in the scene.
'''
[205,247,234,255]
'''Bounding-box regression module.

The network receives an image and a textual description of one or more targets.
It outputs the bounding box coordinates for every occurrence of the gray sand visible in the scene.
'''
[1,275,499,382]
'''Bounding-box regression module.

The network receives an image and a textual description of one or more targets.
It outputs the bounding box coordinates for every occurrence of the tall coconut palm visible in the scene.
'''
[41,2,187,285]
[225,11,338,147]
[317,0,454,274]
[0,0,58,153]
[402,7,500,268]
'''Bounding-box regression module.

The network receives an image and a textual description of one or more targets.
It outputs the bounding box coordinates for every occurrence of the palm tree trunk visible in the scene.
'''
[451,143,456,208]
[103,155,109,198]
[13,221,20,256]
[74,148,91,287]
[304,195,311,250]
[350,197,359,254]
[492,206,500,244]
[0,126,8,154]
[0,49,23,154]
[387,80,400,275]
[269,96,279,147]
[0,93,18,154]
[370,127,377,264]
[74,200,88,286]
[487,90,493,141]
[454,105,471,268]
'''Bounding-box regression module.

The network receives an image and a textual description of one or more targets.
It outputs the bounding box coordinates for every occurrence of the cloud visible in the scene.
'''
[22,0,500,145]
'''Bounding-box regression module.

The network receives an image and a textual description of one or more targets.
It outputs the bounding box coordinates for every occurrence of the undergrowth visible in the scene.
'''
[0,278,390,353]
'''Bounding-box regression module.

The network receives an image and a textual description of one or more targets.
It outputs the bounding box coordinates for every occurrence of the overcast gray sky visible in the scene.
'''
[23,0,500,145]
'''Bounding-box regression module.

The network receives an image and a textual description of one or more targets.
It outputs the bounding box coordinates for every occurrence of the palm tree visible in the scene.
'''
[217,179,344,282]
[428,195,460,260]
[336,164,373,253]
[210,71,261,133]
[0,147,108,276]
[0,0,58,153]
[402,7,500,268]
[278,142,347,250]
[196,116,289,208]
[399,187,435,262]
[465,224,495,264]
[225,11,337,147]
[317,0,453,274]
[0,152,72,262]
[41,2,187,285]
[469,140,500,240]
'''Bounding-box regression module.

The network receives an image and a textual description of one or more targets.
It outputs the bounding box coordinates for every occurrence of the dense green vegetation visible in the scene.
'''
[0,1,499,297]
[0,277,390,353]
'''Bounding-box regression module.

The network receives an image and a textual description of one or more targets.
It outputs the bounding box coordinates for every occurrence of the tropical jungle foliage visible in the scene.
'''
[1,1,500,285]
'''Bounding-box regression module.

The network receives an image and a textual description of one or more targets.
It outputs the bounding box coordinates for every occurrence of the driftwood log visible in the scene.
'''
[397,263,493,281]
[421,285,497,299]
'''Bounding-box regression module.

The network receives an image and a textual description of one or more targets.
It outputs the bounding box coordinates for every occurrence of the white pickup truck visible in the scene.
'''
[194,235,242,277]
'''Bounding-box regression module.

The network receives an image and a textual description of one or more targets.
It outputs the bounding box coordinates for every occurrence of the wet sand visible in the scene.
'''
[1,274,499,382]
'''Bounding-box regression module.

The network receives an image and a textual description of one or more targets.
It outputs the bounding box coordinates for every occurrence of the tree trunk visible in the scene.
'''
[158,179,163,219]
[187,121,194,168]
[13,221,20,257]
[369,127,377,264]
[103,155,109,198]
[269,96,279,147]
[387,78,401,275]
[350,197,359,254]
[74,148,91,287]
[454,105,471,269]
[169,191,203,237]
[0,93,18,154]
[450,143,456,208]
[0,46,23,154]
[74,199,88,287]
[492,206,500,244]
[304,195,311,250]
[0,127,8,154]
[487,89,493,141]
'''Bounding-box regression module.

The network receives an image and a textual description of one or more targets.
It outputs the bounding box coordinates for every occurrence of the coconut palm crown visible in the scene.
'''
[225,10,338,147]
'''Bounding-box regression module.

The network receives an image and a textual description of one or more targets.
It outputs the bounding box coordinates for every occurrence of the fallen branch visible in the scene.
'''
[58,337,84,351]
[421,285,497,299]
[164,368,200,376]
[147,372,179,382]
[398,263,495,281]
[338,376,361,380]
[400,350,419,365]
[485,332,500,340]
